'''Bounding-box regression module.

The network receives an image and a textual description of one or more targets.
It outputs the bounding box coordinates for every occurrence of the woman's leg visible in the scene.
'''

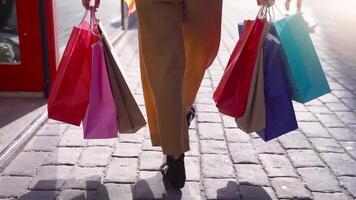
[182,0,223,111]
[285,0,291,11]
[297,0,303,12]
[136,0,189,158]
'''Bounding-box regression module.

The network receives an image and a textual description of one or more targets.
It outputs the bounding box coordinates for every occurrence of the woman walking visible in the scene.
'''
[82,0,271,190]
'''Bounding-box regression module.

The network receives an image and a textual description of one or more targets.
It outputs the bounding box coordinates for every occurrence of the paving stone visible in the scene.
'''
[259,154,298,178]
[29,166,73,190]
[307,106,332,114]
[58,129,86,147]
[240,185,278,200]
[86,139,116,147]
[312,192,351,200]
[338,176,356,198]
[105,158,138,183]
[190,118,197,130]
[328,127,356,141]
[78,147,112,167]
[113,143,141,158]
[325,102,350,111]
[298,122,331,138]
[142,140,162,152]
[36,123,68,136]
[139,151,163,171]
[64,167,104,189]
[251,138,285,155]
[320,153,356,176]
[186,157,200,182]
[297,167,341,192]
[196,104,218,113]
[133,171,165,199]
[295,112,318,122]
[287,149,325,168]
[118,133,144,144]
[305,99,323,106]
[180,182,203,200]
[329,81,346,90]
[228,143,259,164]
[335,112,356,125]
[44,147,82,166]
[201,154,235,178]
[186,142,199,157]
[198,123,225,140]
[0,176,31,198]
[200,140,228,154]
[293,102,309,112]
[319,94,340,103]
[198,86,213,95]
[189,129,199,142]
[315,114,345,128]
[23,136,60,152]
[225,128,250,143]
[309,138,344,153]
[4,152,48,176]
[278,131,312,149]
[270,177,311,199]
[97,184,133,200]
[332,90,355,99]
[196,94,214,104]
[340,141,356,159]
[197,112,221,123]
[19,191,58,200]
[204,179,240,200]
[58,190,96,200]
[341,98,356,109]
[235,164,269,186]
[222,115,238,128]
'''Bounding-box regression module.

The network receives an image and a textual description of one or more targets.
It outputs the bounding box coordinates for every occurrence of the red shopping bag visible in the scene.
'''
[48,9,99,125]
[83,42,118,139]
[213,18,267,118]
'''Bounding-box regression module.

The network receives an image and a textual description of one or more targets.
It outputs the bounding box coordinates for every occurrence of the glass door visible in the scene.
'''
[0,0,44,92]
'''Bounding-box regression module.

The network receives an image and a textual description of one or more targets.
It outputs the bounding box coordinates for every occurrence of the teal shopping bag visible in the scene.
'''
[274,13,331,103]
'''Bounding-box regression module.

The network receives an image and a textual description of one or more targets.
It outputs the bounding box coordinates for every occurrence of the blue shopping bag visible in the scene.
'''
[257,31,298,141]
[238,23,298,141]
[274,13,331,103]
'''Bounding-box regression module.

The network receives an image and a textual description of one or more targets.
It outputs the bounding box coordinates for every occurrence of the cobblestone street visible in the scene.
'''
[1,0,356,199]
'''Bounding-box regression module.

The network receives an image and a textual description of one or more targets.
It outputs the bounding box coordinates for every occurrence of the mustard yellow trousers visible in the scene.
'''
[136,0,223,156]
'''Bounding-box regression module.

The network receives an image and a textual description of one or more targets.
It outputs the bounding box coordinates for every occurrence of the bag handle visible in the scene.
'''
[79,6,99,34]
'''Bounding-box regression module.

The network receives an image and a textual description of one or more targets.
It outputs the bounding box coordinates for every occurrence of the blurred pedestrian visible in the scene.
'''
[285,0,303,12]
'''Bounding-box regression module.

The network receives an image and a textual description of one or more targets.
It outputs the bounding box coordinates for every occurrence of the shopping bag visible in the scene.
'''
[235,22,269,133]
[83,42,118,139]
[257,30,298,141]
[274,13,331,103]
[48,10,99,125]
[213,18,268,118]
[99,23,146,133]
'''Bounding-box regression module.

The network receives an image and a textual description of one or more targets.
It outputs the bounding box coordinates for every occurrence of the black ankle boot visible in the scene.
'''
[160,154,186,190]
[167,154,186,189]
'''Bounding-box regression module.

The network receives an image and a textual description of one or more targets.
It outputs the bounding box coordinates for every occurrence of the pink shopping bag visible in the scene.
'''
[48,9,99,126]
[83,42,118,139]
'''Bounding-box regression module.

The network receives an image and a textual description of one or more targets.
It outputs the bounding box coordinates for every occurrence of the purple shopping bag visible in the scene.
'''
[83,42,118,139]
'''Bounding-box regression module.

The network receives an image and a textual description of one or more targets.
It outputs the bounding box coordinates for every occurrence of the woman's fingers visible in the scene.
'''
[257,0,275,6]
[82,0,90,9]
[94,0,101,9]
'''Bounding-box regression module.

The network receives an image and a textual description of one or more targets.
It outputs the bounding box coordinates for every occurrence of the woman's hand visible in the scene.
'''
[257,0,275,6]
[81,0,100,9]
[82,0,90,9]
[94,0,100,9]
